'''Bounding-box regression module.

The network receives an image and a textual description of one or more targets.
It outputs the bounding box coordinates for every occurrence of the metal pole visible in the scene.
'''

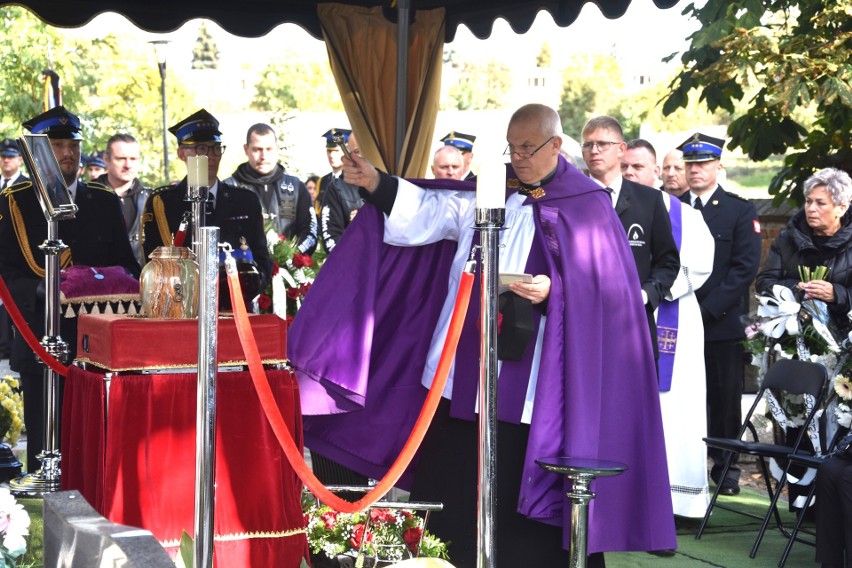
[193,226,219,568]
[10,220,68,495]
[159,61,169,184]
[394,0,410,175]
[475,207,504,568]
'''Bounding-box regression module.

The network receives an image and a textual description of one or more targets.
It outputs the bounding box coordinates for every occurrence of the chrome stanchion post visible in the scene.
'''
[194,227,219,568]
[10,219,68,495]
[475,206,504,568]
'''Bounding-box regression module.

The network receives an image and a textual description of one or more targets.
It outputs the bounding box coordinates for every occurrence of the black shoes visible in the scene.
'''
[710,465,741,495]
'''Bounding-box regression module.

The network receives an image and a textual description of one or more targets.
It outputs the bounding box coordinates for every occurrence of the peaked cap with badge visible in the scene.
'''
[169,109,222,145]
[22,106,83,140]
[86,151,106,169]
[0,139,21,157]
[322,128,351,150]
[441,131,476,153]
[678,132,724,163]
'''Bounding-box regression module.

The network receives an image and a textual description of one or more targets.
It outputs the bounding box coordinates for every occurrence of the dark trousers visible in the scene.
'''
[21,369,64,473]
[410,400,605,568]
[0,306,12,356]
[816,456,852,567]
[705,339,743,473]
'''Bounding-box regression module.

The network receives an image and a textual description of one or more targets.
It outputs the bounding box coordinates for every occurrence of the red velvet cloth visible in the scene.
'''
[62,366,309,567]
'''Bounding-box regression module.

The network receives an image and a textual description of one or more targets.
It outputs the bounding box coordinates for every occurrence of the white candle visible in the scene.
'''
[186,155,209,187]
[476,160,506,209]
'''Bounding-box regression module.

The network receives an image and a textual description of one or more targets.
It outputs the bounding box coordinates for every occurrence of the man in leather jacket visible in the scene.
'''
[224,123,317,254]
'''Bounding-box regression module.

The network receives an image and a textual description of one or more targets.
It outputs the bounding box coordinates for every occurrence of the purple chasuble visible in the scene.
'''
[657,197,682,391]
[288,157,676,553]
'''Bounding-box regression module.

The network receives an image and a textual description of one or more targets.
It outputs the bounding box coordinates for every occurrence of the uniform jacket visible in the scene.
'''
[320,176,364,252]
[225,164,317,254]
[756,209,852,331]
[140,178,272,291]
[682,186,761,341]
[0,179,140,373]
[615,178,680,356]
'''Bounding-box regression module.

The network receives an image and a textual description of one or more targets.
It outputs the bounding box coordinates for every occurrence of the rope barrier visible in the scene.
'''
[225,256,473,513]
[0,275,69,377]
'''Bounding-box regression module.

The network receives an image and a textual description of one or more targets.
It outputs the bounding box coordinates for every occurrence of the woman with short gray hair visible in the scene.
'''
[757,167,852,331]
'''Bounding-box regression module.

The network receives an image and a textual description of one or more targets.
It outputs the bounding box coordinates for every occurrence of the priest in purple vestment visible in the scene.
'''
[289,104,676,566]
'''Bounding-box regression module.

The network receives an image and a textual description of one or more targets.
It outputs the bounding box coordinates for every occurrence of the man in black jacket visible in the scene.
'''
[320,131,364,253]
[141,110,271,294]
[582,116,680,361]
[224,123,317,254]
[0,106,140,472]
[679,132,762,495]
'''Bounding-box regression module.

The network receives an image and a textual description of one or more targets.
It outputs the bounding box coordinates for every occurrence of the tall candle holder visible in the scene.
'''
[475,206,504,568]
[186,155,209,260]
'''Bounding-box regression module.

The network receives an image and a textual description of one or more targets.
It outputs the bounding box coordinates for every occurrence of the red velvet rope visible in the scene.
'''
[0,275,69,377]
[227,261,473,513]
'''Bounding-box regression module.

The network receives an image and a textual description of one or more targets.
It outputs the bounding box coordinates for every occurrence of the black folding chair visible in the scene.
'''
[777,424,850,567]
[695,358,829,560]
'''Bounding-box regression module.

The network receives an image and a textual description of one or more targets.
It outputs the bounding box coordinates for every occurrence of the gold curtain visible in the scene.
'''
[318,4,445,177]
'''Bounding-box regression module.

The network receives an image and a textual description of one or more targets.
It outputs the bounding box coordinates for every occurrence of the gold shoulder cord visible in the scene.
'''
[152,195,172,246]
[8,195,72,278]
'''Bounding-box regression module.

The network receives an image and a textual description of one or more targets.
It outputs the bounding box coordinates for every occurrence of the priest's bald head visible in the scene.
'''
[505,104,563,185]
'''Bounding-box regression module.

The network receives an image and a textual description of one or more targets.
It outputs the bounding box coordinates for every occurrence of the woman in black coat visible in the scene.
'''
[756,167,852,331]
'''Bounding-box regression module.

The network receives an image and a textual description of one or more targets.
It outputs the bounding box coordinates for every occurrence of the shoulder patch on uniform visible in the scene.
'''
[726,191,748,202]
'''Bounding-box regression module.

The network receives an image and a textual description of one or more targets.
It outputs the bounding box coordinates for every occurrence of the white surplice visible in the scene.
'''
[659,193,715,517]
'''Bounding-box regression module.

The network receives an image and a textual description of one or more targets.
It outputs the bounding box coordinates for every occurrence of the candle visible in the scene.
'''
[476,160,506,209]
[186,155,209,187]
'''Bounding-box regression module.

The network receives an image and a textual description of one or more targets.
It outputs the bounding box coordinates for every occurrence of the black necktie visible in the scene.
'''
[206,194,215,216]
[694,198,703,210]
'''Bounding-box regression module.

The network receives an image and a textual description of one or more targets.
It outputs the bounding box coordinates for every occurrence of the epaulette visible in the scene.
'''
[150,184,176,196]
[86,180,115,194]
[0,180,33,197]
[725,191,749,202]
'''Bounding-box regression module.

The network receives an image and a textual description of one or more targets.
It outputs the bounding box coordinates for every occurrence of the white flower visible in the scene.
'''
[836,403,852,429]
[0,488,29,557]
[757,285,801,338]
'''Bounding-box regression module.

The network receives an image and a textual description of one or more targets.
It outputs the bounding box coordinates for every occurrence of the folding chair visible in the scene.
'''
[695,358,829,560]
[777,425,850,567]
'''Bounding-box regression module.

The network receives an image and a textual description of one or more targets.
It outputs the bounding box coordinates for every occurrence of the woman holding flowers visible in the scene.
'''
[756,168,852,330]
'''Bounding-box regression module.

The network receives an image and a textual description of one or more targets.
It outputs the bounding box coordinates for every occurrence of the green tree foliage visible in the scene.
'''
[447,61,511,110]
[558,54,625,138]
[536,43,552,68]
[0,7,197,187]
[662,0,852,204]
[252,58,342,113]
[192,22,220,70]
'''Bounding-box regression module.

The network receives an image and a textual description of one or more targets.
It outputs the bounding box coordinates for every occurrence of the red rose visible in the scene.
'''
[299,283,312,296]
[293,253,314,268]
[350,523,373,549]
[258,293,272,311]
[286,315,294,328]
[286,287,300,299]
[272,261,280,276]
[369,508,395,524]
[320,511,338,529]
[402,526,423,553]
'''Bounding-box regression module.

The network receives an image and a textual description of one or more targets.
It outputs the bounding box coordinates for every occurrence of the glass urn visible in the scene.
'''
[139,246,199,319]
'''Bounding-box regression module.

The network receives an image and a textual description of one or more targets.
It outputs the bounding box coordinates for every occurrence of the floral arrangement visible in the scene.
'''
[302,495,448,566]
[0,487,30,567]
[259,233,326,326]
[745,284,852,434]
[0,377,24,448]
[834,375,852,428]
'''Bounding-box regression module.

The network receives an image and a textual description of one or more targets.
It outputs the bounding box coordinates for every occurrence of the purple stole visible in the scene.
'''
[657,196,682,391]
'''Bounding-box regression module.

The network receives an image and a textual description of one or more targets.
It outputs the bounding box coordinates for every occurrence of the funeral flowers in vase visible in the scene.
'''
[302,494,448,567]
[260,233,326,326]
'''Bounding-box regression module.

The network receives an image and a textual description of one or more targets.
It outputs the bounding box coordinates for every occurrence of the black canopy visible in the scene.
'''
[11,0,679,41]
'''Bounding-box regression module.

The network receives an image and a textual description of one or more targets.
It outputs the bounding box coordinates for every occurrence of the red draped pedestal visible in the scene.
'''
[61,365,309,567]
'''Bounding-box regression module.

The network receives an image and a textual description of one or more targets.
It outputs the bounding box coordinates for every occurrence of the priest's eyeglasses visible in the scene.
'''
[504,136,555,159]
[190,144,227,157]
